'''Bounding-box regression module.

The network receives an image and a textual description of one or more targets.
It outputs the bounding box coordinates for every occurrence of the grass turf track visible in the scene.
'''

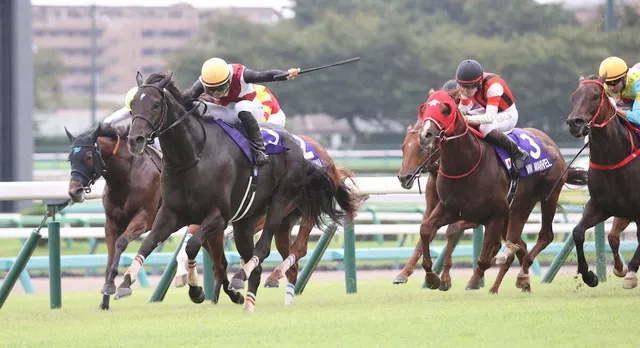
[0,275,638,348]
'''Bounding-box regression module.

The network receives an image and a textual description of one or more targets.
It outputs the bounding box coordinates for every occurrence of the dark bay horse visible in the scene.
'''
[175,135,360,306]
[566,74,640,289]
[117,72,345,312]
[418,89,588,293]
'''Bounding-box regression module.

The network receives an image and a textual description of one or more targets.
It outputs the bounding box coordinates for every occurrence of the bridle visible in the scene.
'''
[131,84,206,172]
[69,133,121,194]
[578,79,618,131]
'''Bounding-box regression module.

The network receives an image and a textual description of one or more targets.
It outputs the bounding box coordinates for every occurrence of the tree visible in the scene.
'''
[33,48,65,111]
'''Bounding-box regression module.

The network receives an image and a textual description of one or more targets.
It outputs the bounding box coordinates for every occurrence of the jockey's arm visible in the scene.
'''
[242,68,289,83]
[465,83,502,125]
[619,80,640,124]
[102,106,130,125]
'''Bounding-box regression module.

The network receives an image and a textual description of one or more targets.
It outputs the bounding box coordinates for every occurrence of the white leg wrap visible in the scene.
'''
[187,259,200,287]
[126,254,145,284]
[284,283,295,305]
[243,291,256,312]
[242,256,260,276]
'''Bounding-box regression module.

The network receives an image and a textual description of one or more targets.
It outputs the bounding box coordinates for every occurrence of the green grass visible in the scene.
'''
[0,276,638,347]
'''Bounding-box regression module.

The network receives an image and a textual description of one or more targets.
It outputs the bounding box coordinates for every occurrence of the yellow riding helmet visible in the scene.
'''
[200,58,230,87]
[599,56,628,81]
[124,86,138,111]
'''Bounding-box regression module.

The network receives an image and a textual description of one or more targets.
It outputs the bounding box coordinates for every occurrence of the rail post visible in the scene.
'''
[472,226,484,288]
[294,222,337,295]
[149,229,189,303]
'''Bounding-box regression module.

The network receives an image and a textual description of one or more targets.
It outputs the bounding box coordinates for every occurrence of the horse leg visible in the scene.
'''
[609,217,630,277]
[420,203,459,290]
[489,214,530,294]
[184,209,227,304]
[103,211,149,298]
[175,224,201,288]
[467,217,507,291]
[230,198,288,292]
[622,221,640,289]
[394,175,438,284]
[268,213,301,306]
[203,233,244,305]
[438,221,478,291]
[573,200,610,287]
[266,213,298,288]
[115,206,184,300]
[99,219,120,310]
[230,218,261,312]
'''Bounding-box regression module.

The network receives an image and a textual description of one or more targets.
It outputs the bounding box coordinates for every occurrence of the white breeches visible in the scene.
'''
[478,104,519,135]
[200,100,264,123]
[265,109,286,127]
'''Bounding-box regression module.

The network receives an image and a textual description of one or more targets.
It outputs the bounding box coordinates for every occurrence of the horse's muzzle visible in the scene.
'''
[397,173,415,190]
[68,184,85,203]
[128,135,147,155]
[566,117,587,138]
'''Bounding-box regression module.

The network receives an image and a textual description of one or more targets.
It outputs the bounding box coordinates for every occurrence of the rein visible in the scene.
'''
[132,84,207,172]
[424,109,483,179]
[579,79,640,171]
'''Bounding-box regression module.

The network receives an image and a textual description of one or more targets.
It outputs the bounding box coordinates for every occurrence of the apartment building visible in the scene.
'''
[32,3,282,95]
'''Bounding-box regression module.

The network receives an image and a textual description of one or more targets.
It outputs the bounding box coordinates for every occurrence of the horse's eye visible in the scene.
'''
[593,94,599,101]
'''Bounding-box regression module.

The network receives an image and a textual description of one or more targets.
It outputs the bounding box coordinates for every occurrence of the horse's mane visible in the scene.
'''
[583,74,599,81]
[144,72,192,110]
[99,122,130,140]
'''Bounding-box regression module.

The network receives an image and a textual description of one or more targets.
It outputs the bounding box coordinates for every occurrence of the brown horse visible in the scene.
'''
[418,89,588,293]
[175,135,360,305]
[566,74,640,289]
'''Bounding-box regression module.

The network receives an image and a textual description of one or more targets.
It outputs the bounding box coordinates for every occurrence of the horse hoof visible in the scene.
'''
[488,287,498,295]
[101,283,116,296]
[623,272,637,289]
[613,266,628,278]
[438,279,451,292]
[465,281,480,291]
[99,302,110,310]
[243,302,255,313]
[264,278,280,288]
[392,274,409,284]
[233,293,245,305]
[582,271,599,288]
[174,274,187,288]
[188,285,205,304]
[114,287,131,300]
[229,277,245,291]
[516,274,530,289]
[520,285,532,293]
[425,272,440,290]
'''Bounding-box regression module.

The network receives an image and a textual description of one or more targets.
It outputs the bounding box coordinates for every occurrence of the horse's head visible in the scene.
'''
[418,89,461,149]
[128,71,178,155]
[397,120,440,189]
[567,73,616,138]
[65,124,104,202]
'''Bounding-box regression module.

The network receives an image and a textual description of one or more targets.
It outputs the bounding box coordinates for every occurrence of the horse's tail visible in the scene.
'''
[296,163,347,229]
[566,166,588,187]
[335,168,361,220]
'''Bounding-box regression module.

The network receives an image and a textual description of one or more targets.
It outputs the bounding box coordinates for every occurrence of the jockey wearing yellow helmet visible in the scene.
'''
[185,57,300,166]
[102,86,162,152]
[599,56,640,124]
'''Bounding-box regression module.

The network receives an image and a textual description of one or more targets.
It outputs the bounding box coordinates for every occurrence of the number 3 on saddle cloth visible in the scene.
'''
[214,119,323,167]
[470,127,554,204]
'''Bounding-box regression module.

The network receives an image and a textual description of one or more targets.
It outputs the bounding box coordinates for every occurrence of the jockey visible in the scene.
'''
[254,84,286,127]
[185,58,300,166]
[599,56,640,124]
[102,86,162,152]
[455,59,529,175]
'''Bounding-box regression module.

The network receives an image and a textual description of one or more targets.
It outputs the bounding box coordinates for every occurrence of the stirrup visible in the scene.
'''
[254,151,270,166]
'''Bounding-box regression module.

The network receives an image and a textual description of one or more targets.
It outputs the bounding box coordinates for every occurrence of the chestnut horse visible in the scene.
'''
[566,74,640,289]
[418,89,588,293]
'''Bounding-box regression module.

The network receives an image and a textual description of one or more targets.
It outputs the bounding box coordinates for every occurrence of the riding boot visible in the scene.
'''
[237,111,269,166]
[484,129,529,175]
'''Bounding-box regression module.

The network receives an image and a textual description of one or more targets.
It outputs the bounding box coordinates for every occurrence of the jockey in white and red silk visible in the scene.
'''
[455,59,529,175]
[185,58,300,166]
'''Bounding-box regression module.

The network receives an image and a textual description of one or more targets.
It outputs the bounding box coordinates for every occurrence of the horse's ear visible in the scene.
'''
[90,123,101,140]
[64,127,75,143]
[136,71,143,87]
[428,88,435,96]
[578,75,586,82]
[598,72,608,83]
[159,71,173,88]
[407,124,412,132]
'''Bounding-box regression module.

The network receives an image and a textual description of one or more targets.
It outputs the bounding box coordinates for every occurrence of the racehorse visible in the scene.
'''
[566,74,640,289]
[66,123,164,310]
[116,71,346,311]
[175,135,361,305]
[418,88,588,293]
